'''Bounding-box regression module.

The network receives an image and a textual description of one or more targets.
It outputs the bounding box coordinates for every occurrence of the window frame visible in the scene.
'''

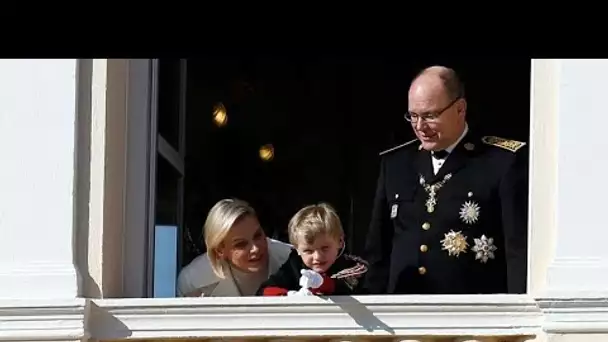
[121,58,554,300]
[123,59,188,297]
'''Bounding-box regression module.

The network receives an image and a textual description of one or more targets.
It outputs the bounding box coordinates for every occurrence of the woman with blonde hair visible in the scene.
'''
[177,198,293,297]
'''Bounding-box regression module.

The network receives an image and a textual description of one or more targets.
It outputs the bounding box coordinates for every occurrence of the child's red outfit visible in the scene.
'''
[256,249,369,296]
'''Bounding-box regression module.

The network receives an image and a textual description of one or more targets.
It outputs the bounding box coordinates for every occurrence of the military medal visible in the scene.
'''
[419,173,452,213]
[440,230,469,257]
[472,235,497,263]
[459,200,480,224]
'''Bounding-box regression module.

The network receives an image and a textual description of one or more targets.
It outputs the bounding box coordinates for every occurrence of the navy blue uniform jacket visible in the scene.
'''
[363,130,529,295]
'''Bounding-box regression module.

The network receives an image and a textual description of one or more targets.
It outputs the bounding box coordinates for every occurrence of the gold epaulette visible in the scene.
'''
[481,136,526,153]
[379,138,418,156]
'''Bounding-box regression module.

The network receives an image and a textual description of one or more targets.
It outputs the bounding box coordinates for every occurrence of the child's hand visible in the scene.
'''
[299,269,324,289]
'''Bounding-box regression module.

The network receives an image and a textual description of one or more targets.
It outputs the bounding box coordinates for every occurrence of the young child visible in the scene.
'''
[257,202,368,296]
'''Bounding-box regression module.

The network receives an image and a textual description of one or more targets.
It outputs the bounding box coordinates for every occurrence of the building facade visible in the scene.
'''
[0,59,605,342]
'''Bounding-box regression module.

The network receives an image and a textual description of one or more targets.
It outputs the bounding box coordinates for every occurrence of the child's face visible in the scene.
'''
[296,233,342,273]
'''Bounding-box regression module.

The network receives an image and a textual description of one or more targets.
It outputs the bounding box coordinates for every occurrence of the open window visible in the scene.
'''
[136,56,532,297]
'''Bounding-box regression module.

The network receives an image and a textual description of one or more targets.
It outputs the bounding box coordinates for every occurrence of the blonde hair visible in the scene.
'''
[204,198,257,278]
[288,202,343,246]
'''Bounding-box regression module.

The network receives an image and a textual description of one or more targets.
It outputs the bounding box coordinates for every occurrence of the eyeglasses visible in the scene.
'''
[405,97,461,123]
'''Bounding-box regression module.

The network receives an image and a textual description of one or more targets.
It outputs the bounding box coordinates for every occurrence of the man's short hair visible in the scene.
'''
[414,65,465,100]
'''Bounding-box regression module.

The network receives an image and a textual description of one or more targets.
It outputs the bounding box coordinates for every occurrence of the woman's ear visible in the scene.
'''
[215,244,225,259]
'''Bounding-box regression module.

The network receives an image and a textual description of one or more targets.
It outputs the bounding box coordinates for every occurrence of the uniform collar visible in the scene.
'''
[444,123,469,155]
[418,124,478,183]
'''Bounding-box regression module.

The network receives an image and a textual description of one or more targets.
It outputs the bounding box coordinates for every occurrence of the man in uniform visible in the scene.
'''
[363,65,528,295]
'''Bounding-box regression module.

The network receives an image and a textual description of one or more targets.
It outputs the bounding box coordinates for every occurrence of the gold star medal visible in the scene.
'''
[440,230,469,257]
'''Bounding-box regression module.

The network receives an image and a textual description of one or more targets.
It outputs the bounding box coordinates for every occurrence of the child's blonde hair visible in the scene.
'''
[288,202,343,246]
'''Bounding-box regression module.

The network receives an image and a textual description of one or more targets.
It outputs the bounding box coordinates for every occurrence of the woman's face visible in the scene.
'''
[217,215,269,274]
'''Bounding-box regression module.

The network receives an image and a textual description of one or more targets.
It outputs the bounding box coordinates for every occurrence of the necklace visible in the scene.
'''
[419,173,452,213]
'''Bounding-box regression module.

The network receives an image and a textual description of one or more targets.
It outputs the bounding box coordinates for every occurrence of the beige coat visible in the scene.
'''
[177,238,293,297]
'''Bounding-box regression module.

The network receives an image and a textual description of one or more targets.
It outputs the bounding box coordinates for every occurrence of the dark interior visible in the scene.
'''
[159,55,531,268]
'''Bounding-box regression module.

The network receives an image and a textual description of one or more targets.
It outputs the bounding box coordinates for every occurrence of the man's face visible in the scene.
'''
[407,78,466,151]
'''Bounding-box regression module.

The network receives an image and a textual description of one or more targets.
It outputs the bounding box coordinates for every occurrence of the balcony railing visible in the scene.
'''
[3,295,608,341]
[91,295,540,341]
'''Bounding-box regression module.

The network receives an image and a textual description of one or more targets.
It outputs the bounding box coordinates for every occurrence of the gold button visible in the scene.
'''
[420,245,428,252]
[418,266,427,275]
[422,222,430,230]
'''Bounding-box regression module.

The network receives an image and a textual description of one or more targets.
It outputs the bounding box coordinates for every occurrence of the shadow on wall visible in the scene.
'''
[74,59,102,298]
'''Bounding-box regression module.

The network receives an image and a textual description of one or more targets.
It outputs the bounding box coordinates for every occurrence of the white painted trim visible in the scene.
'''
[4,296,608,340]
[0,299,87,342]
[90,295,542,340]
[527,59,559,298]
[538,297,608,334]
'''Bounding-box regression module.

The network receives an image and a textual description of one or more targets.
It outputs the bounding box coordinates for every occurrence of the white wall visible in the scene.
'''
[545,59,608,297]
[0,59,80,299]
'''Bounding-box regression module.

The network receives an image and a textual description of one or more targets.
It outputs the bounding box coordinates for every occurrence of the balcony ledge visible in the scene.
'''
[4,295,608,341]
[538,296,608,334]
[91,295,541,340]
[0,298,88,342]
